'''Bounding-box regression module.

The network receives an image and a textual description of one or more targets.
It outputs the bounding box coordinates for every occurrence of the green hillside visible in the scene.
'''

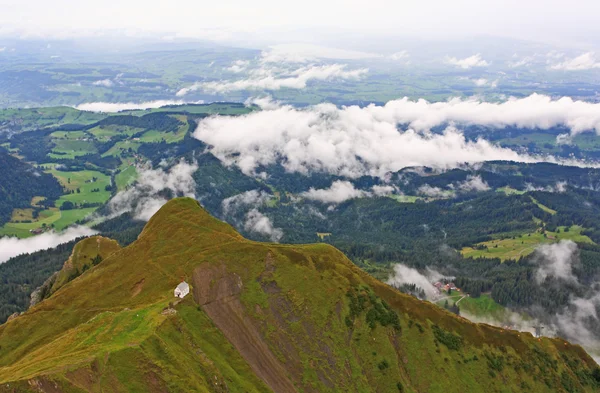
[0,198,598,392]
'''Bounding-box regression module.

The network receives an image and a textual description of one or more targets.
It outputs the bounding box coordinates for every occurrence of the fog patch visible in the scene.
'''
[76,100,202,113]
[178,63,367,95]
[221,189,272,215]
[534,240,579,284]
[302,181,368,203]
[0,226,97,263]
[550,52,600,71]
[387,264,450,300]
[445,54,489,69]
[244,208,283,242]
[455,175,490,192]
[108,160,198,221]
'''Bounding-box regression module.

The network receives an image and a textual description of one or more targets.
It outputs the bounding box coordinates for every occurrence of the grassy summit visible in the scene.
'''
[0,198,598,392]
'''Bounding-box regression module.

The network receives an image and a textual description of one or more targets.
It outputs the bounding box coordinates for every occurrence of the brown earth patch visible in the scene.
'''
[192,263,298,393]
[27,377,63,393]
[131,278,145,297]
[65,367,98,392]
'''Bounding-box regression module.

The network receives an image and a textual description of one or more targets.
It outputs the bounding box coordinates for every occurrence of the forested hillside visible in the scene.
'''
[0,150,63,225]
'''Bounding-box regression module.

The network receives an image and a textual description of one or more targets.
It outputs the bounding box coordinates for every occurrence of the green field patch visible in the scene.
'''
[458,294,507,319]
[496,186,526,195]
[138,115,188,143]
[0,208,62,238]
[10,208,35,222]
[0,107,104,131]
[30,196,46,207]
[461,225,593,260]
[389,195,421,203]
[530,196,556,215]
[49,130,87,139]
[115,164,138,190]
[48,170,111,206]
[88,124,144,141]
[102,140,141,157]
[49,139,97,159]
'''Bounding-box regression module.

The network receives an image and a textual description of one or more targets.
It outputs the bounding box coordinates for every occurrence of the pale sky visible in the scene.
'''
[1,0,599,47]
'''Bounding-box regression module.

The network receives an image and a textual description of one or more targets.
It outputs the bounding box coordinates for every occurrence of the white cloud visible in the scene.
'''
[509,56,534,68]
[193,94,600,179]
[550,52,600,71]
[177,63,368,95]
[92,79,114,87]
[0,47,5,52]
[0,226,98,264]
[221,189,272,214]
[456,175,490,192]
[418,184,453,198]
[472,78,488,87]
[553,290,600,360]
[75,100,201,112]
[193,99,530,178]
[534,240,579,284]
[524,181,567,193]
[302,181,369,203]
[387,264,449,300]
[389,50,409,61]
[227,59,250,73]
[371,184,396,196]
[244,208,283,241]
[108,160,198,221]
[446,53,489,69]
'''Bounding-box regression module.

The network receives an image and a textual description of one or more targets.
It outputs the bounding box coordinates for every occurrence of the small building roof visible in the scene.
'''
[176,281,189,290]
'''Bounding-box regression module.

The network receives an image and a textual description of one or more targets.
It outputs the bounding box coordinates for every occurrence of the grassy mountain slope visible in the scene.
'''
[49,236,122,295]
[0,198,598,392]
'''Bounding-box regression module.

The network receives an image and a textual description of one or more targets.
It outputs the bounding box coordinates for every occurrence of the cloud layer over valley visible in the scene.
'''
[194,94,600,178]
[0,226,98,264]
[75,100,202,113]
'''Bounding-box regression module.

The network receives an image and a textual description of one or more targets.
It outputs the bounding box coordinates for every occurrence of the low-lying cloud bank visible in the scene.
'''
[177,63,367,95]
[0,226,98,264]
[108,160,198,221]
[194,94,600,178]
[76,100,202,113]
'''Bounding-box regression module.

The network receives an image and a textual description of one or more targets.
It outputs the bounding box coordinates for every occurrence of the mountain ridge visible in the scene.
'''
[0,197,598,392]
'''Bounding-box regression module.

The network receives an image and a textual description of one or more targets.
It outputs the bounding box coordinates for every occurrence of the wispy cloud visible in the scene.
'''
[177,63,368,95]
[75,100,201,112]
[550,52,600,71]
[302,181,368,203]
[244,208,283,241]
[92,79,114,87]
[108,160,198,221]
[446,53,489,69]
[0,226,97,264]
[533,240,579,284]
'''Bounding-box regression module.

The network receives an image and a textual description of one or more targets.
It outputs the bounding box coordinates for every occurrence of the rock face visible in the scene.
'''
[6,312,20,322]
[0,198,598,393]
[29,271,58,308]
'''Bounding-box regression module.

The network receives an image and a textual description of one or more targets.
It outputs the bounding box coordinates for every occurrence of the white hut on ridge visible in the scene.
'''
[174,281,190,298]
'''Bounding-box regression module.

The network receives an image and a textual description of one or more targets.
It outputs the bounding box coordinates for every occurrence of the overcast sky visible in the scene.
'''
[1,0,599,48]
